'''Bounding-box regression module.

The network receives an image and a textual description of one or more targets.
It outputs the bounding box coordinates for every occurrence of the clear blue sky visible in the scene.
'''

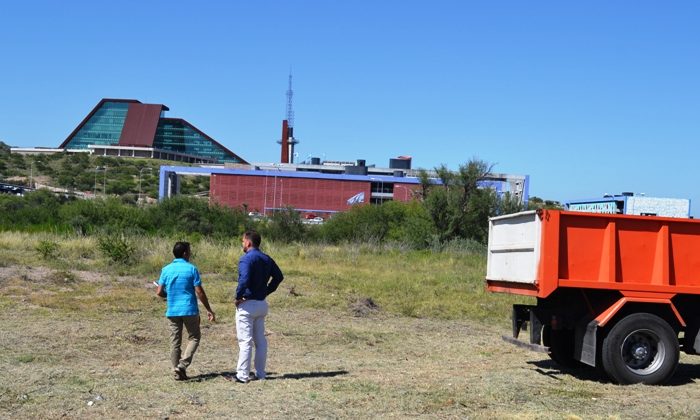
[2,1,699,210]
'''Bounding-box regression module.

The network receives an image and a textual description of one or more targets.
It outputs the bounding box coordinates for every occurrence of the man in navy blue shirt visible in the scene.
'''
[156,242,215,380]
[232,231,283,383]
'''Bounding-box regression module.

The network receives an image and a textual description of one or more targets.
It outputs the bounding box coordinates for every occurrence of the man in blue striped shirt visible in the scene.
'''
[156,242,215,380]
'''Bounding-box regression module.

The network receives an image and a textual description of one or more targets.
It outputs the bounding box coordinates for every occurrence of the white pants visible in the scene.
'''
[235,299,269,380]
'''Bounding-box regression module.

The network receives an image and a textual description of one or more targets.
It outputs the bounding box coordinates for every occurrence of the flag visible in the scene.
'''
[346,191,365,205]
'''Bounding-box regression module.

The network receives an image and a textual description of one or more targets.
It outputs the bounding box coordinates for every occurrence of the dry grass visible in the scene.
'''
[0,233,699,418]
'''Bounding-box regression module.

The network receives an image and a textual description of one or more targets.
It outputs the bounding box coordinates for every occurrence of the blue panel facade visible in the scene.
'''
[63,101,129,149]
[154,120,244,163]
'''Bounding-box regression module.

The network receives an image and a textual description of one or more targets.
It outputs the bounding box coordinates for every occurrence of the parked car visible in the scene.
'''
[247,211,264,220]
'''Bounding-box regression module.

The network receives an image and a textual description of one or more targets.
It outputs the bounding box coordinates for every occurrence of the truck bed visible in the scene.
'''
[486,209,700,298]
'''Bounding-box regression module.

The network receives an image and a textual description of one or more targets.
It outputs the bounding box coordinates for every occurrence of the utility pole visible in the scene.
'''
[138,167,153,202]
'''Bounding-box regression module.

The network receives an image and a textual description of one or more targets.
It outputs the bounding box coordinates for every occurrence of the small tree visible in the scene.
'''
[265,206,306,243]
[527,196,563,210]
[421,158,525,244]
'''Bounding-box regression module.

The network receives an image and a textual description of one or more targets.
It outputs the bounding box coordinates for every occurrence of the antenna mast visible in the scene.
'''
[286,72,294,128]
[278,70,299,164]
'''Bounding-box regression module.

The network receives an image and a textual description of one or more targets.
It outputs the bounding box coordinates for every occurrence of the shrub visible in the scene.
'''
[98,234,136,264]
[319,201,434,248]
[35,240,59,259]
[263,206,307,243]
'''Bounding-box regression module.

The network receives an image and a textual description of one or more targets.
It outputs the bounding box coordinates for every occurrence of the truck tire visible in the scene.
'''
[601,313,679,385]
[543,326,581,368]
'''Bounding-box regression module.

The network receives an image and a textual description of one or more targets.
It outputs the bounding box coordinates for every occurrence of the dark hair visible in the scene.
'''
[244,230,261,248]
[173,241,190,258]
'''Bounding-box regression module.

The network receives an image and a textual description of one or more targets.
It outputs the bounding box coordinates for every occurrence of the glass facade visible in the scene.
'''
[64,101,129,149]
[62,99,245,164]
[154,120,243,163]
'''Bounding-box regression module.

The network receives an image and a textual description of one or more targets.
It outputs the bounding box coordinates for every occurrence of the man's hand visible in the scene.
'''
[207,311,216,322]
[235,298,244,307]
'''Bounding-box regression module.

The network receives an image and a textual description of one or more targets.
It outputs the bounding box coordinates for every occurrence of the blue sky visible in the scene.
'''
[1,1,699,211]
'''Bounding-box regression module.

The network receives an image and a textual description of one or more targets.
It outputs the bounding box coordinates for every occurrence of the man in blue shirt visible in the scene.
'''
[156,242,215,381]
[232,231,283,383]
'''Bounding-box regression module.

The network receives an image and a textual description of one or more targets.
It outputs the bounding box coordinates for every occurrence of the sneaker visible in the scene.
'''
[224,373,248,383]
[174,367,188,381]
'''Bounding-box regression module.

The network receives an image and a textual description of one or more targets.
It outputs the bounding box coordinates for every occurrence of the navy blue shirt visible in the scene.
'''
[236,248,284,300]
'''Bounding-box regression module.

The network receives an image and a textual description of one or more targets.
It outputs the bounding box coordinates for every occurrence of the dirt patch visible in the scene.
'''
[349,296,380,317]
[0,266,148,287]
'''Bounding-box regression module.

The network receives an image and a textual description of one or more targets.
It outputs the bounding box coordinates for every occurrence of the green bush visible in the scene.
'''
[98,234,136,264]
[319,201,434,248]
[35,240,59,259]
[263,206,307,243]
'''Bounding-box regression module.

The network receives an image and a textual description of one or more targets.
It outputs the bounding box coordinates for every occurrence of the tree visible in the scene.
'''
[527,196,563,210]
[265,206,306,242]
[421,158,524,244]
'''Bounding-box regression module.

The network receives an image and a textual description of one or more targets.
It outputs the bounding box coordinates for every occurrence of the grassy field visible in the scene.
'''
[1,232,700,418]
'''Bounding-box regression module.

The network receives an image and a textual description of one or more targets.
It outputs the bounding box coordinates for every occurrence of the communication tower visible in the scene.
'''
[278,72,299,163]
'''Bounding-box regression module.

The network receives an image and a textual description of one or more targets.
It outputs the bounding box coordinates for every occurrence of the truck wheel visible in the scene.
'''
[601,313,679,385]
[543,326,581,368]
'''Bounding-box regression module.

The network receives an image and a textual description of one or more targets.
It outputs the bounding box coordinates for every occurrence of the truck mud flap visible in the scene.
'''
[577,320,598,367]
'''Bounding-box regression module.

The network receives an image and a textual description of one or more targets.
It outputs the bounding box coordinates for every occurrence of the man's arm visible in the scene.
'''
[155,272,167,298]
[195,285,215,322]
[265,259,284,296]
[235,257,250,306]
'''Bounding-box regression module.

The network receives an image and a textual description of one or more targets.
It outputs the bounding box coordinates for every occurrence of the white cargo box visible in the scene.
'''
[486,210,541,285]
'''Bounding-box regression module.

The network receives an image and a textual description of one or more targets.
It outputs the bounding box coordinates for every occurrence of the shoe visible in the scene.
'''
[224,373,248,383]
[174,367,188,381]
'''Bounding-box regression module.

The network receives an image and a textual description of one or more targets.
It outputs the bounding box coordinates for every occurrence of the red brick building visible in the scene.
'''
[210,170,420,217]
[158,163,528,218]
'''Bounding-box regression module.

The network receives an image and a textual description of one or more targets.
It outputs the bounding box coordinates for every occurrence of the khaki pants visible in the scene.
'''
[168,315,201,371]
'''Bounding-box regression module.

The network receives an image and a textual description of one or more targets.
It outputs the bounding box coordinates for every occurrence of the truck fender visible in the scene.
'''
[576,296,685,367]
[593,296,685,328]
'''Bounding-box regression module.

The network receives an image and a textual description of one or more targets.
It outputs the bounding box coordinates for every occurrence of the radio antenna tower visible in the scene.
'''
[286,72,295,128]
[278,70,299,164]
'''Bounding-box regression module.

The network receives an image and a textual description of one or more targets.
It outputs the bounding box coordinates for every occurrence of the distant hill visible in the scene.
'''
[0,148,209,201]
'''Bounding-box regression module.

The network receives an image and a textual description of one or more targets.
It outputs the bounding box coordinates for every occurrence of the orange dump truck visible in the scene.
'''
[486,209,700,384]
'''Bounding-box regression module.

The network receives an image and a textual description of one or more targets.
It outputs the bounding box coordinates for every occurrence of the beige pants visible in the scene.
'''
[168,315,201,371]
[236,300,269,381]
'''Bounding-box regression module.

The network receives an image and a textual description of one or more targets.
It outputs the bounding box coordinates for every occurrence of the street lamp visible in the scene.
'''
[94,166,107,197]
[138,167,153,202]
[28,159,42,189]
[263,175,268,215]
[103,166,108,196]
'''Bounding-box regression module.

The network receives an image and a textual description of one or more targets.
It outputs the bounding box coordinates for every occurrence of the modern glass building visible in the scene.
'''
[59,99,247,164]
